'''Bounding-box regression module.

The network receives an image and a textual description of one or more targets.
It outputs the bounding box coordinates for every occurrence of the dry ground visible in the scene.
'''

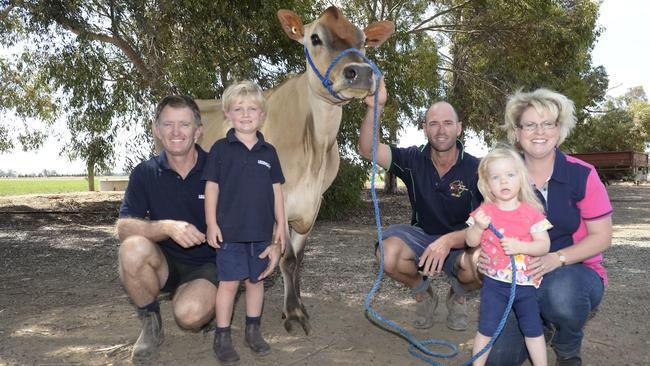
[0,184,648,365]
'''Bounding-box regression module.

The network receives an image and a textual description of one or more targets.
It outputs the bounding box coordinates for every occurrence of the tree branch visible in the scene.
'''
[409,0,475,33]
[412,27,484,35]
[1,3,15,22]
[584,107,617,114]
[364,0,375,21]
[438,66,508,95]
[47,6,166,94]
[408,22,522,36]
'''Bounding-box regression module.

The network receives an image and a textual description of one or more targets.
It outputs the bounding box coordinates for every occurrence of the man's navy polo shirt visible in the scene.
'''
[389,140,481,235]
[537,150,613,253]
[119,145,215,266]
[202,128,285,243]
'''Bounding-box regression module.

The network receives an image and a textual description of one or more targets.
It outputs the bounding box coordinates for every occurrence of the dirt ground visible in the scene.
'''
[0,183,648,366]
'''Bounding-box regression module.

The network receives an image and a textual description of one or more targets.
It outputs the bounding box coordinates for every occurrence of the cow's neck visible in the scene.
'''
[301,73,343,148]
[266,73,342,149]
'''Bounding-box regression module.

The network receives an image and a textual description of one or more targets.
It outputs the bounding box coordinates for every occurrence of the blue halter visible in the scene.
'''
[303,45,382,100]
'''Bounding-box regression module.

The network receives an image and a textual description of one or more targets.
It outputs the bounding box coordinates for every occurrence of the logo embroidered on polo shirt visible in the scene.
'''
[449,180,468,198]
[257,160,271,169]
[198,194,205,199]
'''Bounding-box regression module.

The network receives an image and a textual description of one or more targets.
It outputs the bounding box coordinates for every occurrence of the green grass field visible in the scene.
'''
[0,177,100,196]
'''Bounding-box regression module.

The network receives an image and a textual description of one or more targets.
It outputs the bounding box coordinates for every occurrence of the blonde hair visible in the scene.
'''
[502,88,576,148]
[221,80,266,114]
[477,146,545,213]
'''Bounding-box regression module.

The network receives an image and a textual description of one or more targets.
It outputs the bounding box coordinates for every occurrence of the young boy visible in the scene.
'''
[203,80,286,365]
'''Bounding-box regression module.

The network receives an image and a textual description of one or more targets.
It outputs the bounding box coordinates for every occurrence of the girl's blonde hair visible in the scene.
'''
[221,80,266,114]
[477,146,545,213]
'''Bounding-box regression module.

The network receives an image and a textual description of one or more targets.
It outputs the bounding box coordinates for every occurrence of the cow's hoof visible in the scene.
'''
[283,306,311,335]
[283,318,311,336]
[283,319,293,333]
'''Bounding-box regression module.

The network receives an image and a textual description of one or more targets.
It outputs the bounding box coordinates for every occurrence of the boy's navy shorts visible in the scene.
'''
[217,241,269,283]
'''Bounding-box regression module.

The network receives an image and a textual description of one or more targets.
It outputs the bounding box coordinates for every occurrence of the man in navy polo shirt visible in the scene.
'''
[359,78,482,331]
[117,95,217,364]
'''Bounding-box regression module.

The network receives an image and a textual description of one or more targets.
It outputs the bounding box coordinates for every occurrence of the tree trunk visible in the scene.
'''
[383,171,397,194]
[87,161,95,191]
[384,115,398,194]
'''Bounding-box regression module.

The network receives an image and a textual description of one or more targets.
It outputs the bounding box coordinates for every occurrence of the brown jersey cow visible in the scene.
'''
[195,7,394,334]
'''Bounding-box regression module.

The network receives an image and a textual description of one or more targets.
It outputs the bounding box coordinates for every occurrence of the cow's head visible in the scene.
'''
[277,7,394,102]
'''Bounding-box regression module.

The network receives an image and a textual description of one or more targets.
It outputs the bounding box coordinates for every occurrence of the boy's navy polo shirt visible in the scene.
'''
[119,145,215,266]
[389,140,481,235]
[202,128,285,243]
[537,150,613,253]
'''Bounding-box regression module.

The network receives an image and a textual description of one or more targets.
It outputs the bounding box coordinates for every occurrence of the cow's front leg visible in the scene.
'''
[280,228,310,335]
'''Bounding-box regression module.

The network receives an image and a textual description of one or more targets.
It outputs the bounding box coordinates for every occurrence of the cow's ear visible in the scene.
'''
[364,21,395,47]
[277,9,305,42]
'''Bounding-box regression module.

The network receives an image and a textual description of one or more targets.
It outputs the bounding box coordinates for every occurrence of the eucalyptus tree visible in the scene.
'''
[429,0,608,141]
[1,1,609,203]
[326,0,607,196]
[565,87,650,153]
[0,0,317,187]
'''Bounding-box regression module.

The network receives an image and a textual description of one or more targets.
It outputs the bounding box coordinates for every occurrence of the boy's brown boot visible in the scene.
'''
[213,329,240,365]
[244,323,271,356]
[131,311,164,364]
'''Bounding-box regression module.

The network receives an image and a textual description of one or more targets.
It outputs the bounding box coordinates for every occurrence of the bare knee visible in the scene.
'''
[376,238,405,274]
[217,281,240,296]
[118,236,160,274]
[456,248,483,290]
[172,280,217,330]
[173,299,212,331]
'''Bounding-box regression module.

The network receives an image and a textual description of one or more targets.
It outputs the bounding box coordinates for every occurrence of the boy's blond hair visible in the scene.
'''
[477,146,545,214]
[221,80,266,114]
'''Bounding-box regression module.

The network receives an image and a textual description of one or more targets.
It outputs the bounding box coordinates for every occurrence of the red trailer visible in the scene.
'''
[570,151,649,184]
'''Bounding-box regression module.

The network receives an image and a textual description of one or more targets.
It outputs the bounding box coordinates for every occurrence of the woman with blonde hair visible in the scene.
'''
[483,89,613,366]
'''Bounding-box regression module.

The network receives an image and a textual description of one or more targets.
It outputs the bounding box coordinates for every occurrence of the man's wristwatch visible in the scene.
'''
[556,251,567,266]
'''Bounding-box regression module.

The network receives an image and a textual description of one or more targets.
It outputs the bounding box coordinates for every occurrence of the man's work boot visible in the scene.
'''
[213,329,240,365]
[413,291,439,329]
[131,311,164,364]
[244,323,271,356]
[445,291,469,331]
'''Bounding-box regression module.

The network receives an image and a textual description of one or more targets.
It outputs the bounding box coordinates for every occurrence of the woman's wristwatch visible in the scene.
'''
[555,251,567,266]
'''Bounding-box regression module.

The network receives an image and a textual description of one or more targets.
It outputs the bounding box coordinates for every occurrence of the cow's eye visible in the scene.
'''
[310,34,322,46]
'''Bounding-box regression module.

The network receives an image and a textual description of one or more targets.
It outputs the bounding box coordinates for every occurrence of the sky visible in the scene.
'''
[1,0,649,175]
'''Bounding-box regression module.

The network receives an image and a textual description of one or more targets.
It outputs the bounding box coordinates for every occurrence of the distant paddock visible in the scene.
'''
[0,176,126,196]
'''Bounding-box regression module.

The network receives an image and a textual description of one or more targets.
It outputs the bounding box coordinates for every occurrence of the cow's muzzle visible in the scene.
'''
[342,64,374,89]
[304,46,381,101]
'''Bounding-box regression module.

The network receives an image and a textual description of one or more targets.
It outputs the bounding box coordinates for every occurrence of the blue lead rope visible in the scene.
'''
[304,45,517,365]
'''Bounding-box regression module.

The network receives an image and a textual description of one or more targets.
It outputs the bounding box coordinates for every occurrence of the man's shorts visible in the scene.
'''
[379,223,463,278]
[479,277,543,337]
[160,246,218,294]
[217,241,270,284]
